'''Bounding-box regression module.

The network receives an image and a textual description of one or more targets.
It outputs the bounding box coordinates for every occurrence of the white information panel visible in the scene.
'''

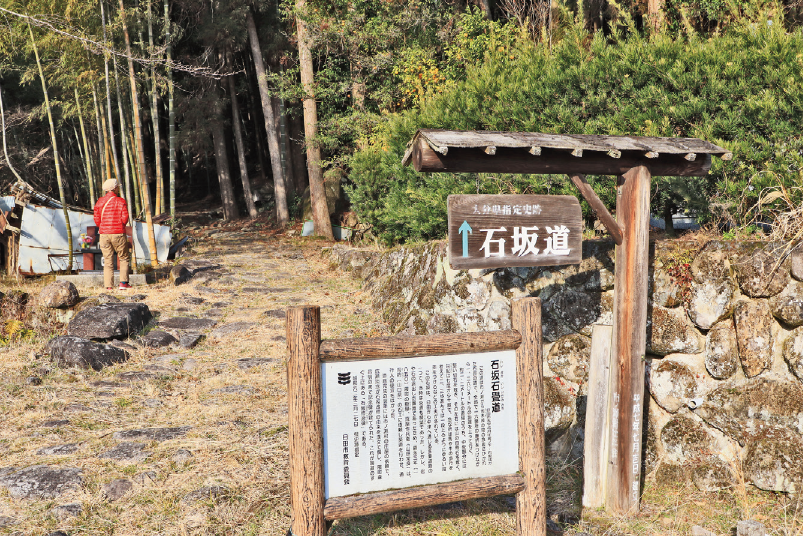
[322,350,519,499]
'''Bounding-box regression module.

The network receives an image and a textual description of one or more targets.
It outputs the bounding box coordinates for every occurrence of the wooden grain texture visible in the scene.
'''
[412,129,731,156]
[323,474,526,520]
[287,306,327,536]
[319,330,522,361]
[606,166,651,515]
[447,194,582,270]
[512,298,546,535]
[582,324,613,509]
[410,138,712,177]
[568,174,623,245]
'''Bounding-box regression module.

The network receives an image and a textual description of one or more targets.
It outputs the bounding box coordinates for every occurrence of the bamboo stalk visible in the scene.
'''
[164,0,176,219]
[74,89,96,203]
[91,84,109,186]
[100,0,122,185]
[113,53,135,219]
[147,0,164,216]
[0,82,24,182]
[119,0,159,268]
[29,22,74,270]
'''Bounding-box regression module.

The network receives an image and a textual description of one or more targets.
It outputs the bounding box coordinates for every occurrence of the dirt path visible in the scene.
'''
[0,232,390,535]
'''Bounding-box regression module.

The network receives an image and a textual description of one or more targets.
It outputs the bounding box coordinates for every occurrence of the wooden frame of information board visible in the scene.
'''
[286,297,545,536]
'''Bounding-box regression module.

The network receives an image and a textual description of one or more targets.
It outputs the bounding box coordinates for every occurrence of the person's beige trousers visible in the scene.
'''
[99,234,130,288]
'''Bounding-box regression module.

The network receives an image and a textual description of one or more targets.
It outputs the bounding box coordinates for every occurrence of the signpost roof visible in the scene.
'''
[402,129,732,177]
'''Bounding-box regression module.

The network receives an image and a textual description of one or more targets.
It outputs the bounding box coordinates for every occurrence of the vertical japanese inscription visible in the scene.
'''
[322,351,519,498]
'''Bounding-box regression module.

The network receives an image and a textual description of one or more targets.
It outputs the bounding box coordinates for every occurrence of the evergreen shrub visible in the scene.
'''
[348,18,803,244]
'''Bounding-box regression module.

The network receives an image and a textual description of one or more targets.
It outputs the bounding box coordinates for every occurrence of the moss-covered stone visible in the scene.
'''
[743,425,803,493]
[733,300,774,378]
[694,378,803,445]
[547,333,591,383]
[734,246,791,298]
[649,359,700,413]
[647,306,704,356]
[768,280,803,328]
[782,326,803,382]
[660,414,716,463]
[653,461,689,486]
[705,320,739,380]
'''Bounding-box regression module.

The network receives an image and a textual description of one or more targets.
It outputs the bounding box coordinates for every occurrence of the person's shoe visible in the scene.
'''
[106,287,114,290]
[119,282,132,289]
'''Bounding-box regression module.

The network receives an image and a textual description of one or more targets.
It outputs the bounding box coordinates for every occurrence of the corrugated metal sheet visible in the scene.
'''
[17,204,171,275]
[0,196,14,212]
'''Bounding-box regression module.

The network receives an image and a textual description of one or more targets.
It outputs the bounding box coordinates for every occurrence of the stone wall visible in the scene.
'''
[325,240,803,493]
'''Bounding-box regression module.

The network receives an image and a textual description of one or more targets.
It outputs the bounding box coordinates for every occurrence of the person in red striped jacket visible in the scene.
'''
[93,179,132,290]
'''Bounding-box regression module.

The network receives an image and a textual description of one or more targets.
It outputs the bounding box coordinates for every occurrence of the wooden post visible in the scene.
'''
[512,298,545,534]
[287,306,327,536]
[582,324,613,508]
[606,166,651,514]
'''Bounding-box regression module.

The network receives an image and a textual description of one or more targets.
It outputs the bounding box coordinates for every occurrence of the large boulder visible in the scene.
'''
[768,280,803,327]
[705,320,739,380]
[743,426,803,493]
[734,247,791,298]
[693,378,803,445]
[733,300,774,377]
[783,326,803,382]
[37,281,79,309]
[47,336,129,371]
[67,303,152,340]
[547,334,591,383]
[647,306,704,356]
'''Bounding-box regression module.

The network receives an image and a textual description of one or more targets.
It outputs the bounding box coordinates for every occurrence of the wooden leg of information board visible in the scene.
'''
[606,165,651,515]
[287,306,326,536]
[512,297,545,535]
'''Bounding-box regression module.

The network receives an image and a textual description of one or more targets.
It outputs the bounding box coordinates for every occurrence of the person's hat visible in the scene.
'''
[102,179,120,192]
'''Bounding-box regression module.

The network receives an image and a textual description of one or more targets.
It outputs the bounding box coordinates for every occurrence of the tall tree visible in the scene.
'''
[226,50,258,219]
[246,9,289,226]
[294,0,333,239]
[210,81,240,221]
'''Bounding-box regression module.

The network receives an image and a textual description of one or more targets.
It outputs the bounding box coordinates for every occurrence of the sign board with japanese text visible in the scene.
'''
[321,350,519,499]
[447,194,582,270]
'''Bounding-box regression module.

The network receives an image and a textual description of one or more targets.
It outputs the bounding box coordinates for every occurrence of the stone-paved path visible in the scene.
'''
[0,232,388,535]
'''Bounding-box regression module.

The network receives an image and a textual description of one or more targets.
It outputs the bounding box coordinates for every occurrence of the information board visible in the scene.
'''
[322,350,519,499]
[447,194,582,269]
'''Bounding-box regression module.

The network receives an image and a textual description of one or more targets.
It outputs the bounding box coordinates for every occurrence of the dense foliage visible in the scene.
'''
[348,14,803,244]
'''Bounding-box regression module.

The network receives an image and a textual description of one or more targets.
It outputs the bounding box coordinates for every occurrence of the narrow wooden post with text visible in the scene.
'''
[606,166,651,514]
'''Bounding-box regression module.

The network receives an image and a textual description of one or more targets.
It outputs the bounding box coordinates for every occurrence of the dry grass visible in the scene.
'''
[0,231,800,535]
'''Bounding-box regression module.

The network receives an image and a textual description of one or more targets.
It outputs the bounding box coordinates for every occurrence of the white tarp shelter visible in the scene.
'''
[2,191,170,275]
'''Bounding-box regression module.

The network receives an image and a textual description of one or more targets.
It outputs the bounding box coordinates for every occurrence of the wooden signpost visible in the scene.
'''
[404,129,732,515]
[447,194,582,270]
[287,298,545,536]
